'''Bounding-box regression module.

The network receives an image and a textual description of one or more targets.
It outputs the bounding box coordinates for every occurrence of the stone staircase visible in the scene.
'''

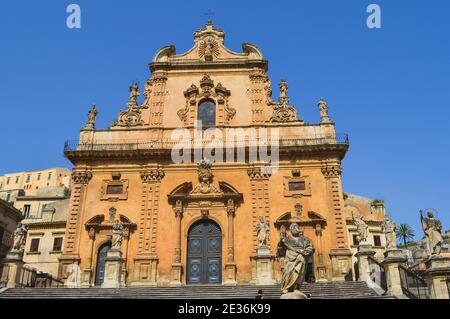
[0,281,388,299]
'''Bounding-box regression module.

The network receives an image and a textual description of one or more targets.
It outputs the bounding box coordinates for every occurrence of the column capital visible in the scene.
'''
[321,164,342,178]
[72,170,93,185]
[140,169,165,183]
[88,227,96,240]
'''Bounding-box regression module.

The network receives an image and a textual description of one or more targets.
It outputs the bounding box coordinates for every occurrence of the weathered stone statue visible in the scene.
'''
[420,210,443,256]
[129,81,140,104]
[11,223,28,252]
[353,214,369,244]
[278,223,314,296]
[256,216,269,247]
[111,219,124,250]
[382,216,397,250]
[84,105,97,129]
[317,97,332,123]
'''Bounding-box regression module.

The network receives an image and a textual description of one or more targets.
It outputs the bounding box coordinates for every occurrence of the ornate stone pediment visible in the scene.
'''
[151,20,264,64]
[177,74,236,125]
[190,160,223,195]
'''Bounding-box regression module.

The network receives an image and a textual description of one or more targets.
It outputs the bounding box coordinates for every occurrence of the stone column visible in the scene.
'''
[1,251,24,288]
[322,163,353,281]
[131,169,164,287]
[224,201,237,285]
[355,244,375,282]
[423,256,450,299]
[58,170,92,283]
[382,249,407,297]
[81,227,96,288]
[170,201,183,286]
[315,223,327,282]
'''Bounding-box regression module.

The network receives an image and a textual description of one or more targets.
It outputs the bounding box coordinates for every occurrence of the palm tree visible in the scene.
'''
[396,223,415,247]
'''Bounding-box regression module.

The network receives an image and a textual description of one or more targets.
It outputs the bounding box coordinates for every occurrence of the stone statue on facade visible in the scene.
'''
[11,223,28,252]
[111,219,124,250]
[317,97,332,123]
[420,210,443,256]
[382,216,397,250]
[129,81,140,105]
[277,223,314,296]
[353,214,369,245]
[256,216,270,247]
[84,105,97,129]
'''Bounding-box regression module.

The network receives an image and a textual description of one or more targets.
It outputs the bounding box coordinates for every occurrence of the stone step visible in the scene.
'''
[0,281,383,299]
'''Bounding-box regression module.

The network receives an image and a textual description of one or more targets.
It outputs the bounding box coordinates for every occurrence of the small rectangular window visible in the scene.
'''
[15,176,19,184]
[6,177,10,185]
[37,173,41,181]
[23,205,31,218]
[52,237,63,252]
[373,235,382,247]
[107,184,123,195]
[47,172,52,181]
[30,238,40,252]
[26,175,31,183]
[289,181,305,191]
[353,234,359,246]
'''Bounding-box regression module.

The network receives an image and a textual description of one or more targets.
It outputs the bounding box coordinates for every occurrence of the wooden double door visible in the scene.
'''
[186,220,222,284]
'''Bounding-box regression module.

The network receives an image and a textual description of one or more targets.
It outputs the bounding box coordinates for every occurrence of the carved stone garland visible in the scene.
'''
[177,74,236,126]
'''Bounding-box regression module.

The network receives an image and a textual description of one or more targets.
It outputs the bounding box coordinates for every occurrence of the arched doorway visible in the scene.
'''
[187,220,222,284]
[95,242,111,286]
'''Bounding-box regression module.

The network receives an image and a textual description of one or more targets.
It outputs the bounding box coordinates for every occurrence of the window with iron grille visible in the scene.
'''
[52,237,63,252]
[353,234,359,246]
[373,235,382,247]
[288,181,306,191]
[106,184,123,195]
[30,238,40,252]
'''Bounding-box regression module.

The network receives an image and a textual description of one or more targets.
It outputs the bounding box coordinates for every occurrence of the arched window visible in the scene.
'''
[197,99,216,127]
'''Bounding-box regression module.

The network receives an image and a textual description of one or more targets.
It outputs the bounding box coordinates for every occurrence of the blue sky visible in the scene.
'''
[0,1,449,238]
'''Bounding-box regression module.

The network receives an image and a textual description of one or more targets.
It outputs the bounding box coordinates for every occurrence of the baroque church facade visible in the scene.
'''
[58,21,355,287]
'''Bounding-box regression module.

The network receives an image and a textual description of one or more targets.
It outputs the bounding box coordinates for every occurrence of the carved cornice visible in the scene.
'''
[321,164,342,178]
[140,170,165,183]
[71,171,92,185]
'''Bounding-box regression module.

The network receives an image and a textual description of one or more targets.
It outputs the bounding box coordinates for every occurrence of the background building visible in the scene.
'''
[0,199,23,259]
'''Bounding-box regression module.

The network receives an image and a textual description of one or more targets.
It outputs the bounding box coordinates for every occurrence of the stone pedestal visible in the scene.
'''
[169,263,182,287]
[382,249,407,297]
[223,263,237,286]
[252,246,275,285]
[101,249,123,288]
[280,290,308,299]
[355,244,375,282]
[329,248,352,281]
[423,256,450,299]
[80,269,93,288]
[1,251,24,288]
[130,256,158,287]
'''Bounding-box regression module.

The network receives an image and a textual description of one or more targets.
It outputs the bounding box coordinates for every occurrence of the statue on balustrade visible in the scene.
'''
[353,214,369,245]
[420,210,443,256]
[382,216,397,250]
[277,223,314,294]
[11,223,28,252]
